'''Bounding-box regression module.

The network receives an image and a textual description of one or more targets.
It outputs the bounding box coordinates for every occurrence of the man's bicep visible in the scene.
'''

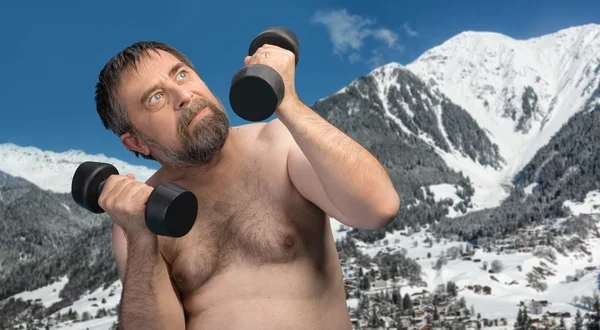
[287,144,348,224]
[263,118,349,223]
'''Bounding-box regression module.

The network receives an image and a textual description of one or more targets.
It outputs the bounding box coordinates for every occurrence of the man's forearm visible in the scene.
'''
[277,99,400,228]
[119,233,176,330]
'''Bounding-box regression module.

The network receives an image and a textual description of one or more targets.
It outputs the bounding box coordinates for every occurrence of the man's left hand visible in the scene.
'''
[244,44,302,112]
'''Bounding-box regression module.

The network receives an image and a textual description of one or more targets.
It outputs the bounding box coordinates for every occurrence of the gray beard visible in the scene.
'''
[137,98,231,167]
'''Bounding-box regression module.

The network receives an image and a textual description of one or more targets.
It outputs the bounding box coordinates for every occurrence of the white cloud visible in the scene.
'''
[349,53,362,63]
[310,8,402,66]
[373,28,399,47]
[403,22,418,37]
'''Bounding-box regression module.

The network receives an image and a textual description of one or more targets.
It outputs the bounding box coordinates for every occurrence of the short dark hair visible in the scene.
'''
[94,41,196,160]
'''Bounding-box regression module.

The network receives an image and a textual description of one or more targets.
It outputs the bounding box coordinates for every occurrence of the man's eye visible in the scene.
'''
[149,93,162,104]
[177,71,187,80]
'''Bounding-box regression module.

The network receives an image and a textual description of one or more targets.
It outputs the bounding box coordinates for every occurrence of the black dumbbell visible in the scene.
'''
[71,161,198,238]
[229,26,300,122]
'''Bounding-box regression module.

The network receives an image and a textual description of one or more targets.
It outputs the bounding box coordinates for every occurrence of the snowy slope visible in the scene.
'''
[0,143,158,193]
[53,317,118,330]
[342,188,600,329]
[406,24,600,206]
[8,277,121,330]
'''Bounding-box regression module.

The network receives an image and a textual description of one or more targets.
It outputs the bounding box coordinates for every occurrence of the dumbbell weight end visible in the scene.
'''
[146,183,198,238]
[229,64,285,122]
[71,161,118,214]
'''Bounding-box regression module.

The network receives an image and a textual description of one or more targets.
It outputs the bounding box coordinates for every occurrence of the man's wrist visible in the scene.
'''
[277,93,304,115]
[124,229,158,250]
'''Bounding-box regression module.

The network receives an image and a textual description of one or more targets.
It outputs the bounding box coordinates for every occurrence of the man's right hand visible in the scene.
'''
[98,173,154,236]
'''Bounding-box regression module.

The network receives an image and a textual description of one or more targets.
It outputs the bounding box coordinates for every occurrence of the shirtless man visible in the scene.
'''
[93,40,400,329]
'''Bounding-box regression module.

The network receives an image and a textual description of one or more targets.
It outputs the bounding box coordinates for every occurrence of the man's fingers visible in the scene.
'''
[99,174,140,210]
[113,182,149,213]
[98,175,129,209]
[104,178,135,210]
[131,185,154,205]
[250,46,294,66]
[116,180,140,202]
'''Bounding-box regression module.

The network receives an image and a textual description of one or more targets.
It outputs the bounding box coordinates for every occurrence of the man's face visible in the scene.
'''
[117,49,230,167]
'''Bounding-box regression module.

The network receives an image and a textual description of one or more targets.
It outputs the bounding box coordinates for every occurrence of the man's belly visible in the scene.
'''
[186,297,351,330]
[180,259,352,330]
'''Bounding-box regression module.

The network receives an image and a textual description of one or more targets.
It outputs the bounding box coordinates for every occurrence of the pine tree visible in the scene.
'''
[516,308,523,328]
[359,275,370,291]
[369,309,379,327]
[589,296,600,330]
[390,262,399,279]
[358,294,369,312]
[446,281,458,297]
[397,292,404,315]
[392,288,400,305]
[573,309,584,330]
[403,293,412,312]
[521,308,531,329]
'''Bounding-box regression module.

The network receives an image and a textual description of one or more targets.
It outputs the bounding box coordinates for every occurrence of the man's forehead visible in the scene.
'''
[122,49,180,81]
[117,49,183,103]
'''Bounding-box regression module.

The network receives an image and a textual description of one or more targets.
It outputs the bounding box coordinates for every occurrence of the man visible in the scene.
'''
[94,39,400,329]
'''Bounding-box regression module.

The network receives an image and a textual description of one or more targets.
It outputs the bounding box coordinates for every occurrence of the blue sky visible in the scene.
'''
[1,0,598,169]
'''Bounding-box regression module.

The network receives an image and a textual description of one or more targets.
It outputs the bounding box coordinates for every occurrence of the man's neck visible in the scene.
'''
[157,128,237,185]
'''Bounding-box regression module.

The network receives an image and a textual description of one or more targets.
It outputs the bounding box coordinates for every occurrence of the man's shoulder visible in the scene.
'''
[234,119,294,147]
[232,120,296,172]
[259,119,294,145]
[144,170,161,187]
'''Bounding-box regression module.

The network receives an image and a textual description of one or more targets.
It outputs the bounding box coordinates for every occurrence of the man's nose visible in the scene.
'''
[173,86,192,110]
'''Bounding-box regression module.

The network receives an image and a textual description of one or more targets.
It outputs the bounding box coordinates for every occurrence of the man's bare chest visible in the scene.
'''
[157,168,325,293]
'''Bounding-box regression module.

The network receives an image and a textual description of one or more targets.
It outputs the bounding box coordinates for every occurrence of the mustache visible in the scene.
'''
[179,98,214,127]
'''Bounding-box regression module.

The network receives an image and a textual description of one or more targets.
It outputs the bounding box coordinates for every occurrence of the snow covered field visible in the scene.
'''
[335,190,600,329]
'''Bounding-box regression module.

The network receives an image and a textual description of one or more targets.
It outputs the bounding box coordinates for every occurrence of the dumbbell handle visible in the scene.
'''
[97,181,106,199]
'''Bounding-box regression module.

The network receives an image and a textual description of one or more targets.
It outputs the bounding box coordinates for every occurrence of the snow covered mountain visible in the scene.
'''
[0,143,158,194]
[406,23,600,192]
[318,61,508,219]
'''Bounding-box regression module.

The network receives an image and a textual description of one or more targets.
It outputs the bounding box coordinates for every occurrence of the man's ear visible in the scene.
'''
[120,132,150,156]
